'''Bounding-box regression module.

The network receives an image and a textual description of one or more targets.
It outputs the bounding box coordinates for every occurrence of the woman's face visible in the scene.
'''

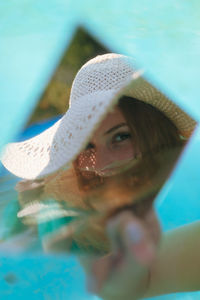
[77,107,137,177]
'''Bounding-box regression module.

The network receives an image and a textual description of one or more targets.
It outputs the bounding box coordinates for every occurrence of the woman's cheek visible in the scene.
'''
[112,141,135,161]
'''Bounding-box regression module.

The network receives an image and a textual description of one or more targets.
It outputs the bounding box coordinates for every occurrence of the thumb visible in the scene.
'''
[107,211,156,266]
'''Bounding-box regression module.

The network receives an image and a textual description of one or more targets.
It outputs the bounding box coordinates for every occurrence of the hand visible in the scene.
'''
[81,209,161,300]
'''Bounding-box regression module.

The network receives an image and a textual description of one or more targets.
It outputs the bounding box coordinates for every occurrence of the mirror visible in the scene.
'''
[16,96,193,256]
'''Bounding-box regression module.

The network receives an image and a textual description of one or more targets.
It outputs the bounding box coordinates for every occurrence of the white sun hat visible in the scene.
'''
[1,53,196,180]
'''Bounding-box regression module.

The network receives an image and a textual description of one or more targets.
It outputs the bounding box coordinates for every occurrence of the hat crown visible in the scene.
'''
[69,53,134,106]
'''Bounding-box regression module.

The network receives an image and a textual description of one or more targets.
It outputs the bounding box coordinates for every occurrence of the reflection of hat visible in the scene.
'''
[1,53,196,180]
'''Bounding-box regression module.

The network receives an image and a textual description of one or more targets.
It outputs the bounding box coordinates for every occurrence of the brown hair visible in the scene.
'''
[118,96,185,155]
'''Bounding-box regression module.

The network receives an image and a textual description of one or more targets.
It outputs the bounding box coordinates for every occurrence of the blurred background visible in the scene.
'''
[28,27,108,125]
[1,1,200,299]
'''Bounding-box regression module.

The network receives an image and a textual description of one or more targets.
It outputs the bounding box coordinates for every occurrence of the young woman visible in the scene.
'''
[1,53,199,299]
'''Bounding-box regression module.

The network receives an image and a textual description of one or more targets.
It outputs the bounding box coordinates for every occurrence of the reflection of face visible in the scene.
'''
[44,106,172,254]
[77,107,137,177]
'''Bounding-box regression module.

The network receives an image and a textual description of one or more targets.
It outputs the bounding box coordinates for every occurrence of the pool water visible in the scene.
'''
[1,1,200,298]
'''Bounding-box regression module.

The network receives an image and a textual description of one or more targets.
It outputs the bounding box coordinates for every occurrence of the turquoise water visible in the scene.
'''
[1,0,200,298]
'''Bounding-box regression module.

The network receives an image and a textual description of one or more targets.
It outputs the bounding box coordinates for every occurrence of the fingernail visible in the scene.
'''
[124,224,155,265]
[124,223,143,244]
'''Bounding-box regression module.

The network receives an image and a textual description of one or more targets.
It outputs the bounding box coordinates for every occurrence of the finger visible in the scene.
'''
[106,211,157,266]
[123,221,156,265]
[86,247,125,292]
[143,208,161,245]
[87,211,158,294]
[87,254,115,293]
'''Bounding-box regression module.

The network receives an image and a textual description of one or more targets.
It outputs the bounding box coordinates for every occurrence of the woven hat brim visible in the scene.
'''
[122,77,197,136]
[1,74,196,180]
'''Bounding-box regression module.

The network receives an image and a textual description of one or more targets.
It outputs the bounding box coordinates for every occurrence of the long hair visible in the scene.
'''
[118,96,184,155]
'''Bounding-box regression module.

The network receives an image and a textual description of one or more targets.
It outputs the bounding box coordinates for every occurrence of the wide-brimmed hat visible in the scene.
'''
[1,53,196,180]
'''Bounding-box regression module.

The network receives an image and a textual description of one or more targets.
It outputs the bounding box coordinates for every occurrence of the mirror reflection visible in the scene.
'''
[27,95,187,256]
[0,51,198,299]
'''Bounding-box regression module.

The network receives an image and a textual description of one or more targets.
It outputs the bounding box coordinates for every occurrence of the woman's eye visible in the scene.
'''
[112,132,132,143]
[85,143,95,151]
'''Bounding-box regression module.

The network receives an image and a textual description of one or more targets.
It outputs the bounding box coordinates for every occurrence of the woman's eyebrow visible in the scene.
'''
[104,123,127,135]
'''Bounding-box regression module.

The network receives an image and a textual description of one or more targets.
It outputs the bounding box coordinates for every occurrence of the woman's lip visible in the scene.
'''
[97,160,136,177]
[96,166,124,177]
